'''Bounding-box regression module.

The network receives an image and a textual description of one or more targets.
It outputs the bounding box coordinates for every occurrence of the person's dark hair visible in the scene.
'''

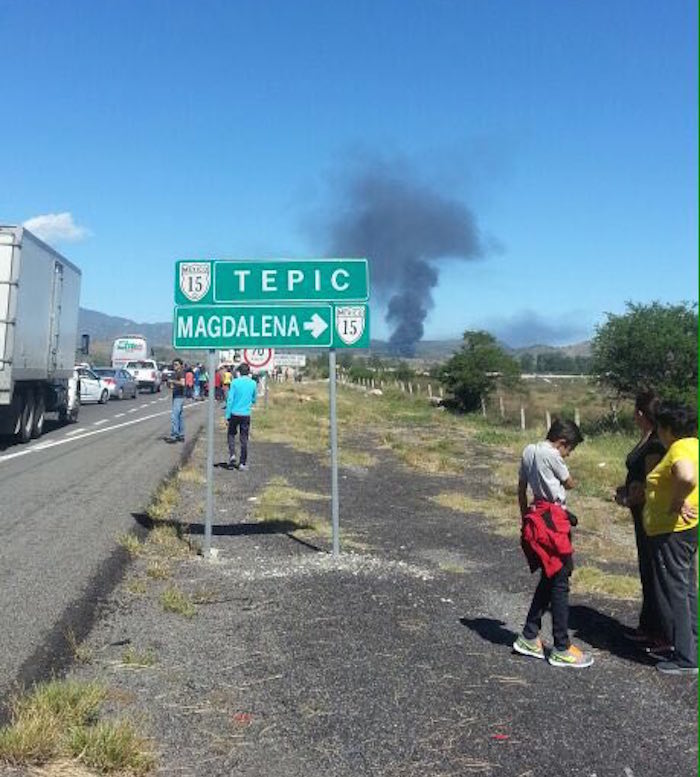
[238,363,250,376]
[655,402,698,439]
[635,390,659,424]
[546,418,584,447]
[173,359,182,367]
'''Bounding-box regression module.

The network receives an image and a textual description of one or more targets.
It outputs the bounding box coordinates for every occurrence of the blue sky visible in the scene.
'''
[1,0,697,346]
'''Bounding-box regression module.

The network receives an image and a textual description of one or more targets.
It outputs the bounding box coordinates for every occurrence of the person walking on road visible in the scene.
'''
[643,402,698,675]
[225,363,257,470]
[167,358,186,443]
[513,419,594,668]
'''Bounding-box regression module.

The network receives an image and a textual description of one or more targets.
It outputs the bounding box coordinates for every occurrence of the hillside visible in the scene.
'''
[78,308,591,364]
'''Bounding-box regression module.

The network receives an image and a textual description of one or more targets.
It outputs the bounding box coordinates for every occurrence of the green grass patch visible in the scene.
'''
[121,646,157,668]
[0,680,153,773]
[571,565,640,600]
[160,586,196,617]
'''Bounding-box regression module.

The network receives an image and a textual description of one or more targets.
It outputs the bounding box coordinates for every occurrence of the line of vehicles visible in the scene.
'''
[0,225,167,443]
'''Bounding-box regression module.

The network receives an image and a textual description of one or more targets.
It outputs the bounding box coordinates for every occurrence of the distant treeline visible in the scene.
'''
[518,352,592,375]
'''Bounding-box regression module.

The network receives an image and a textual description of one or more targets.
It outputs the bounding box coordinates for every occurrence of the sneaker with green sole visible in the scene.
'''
[548,644,594,668]
[512,634,546,660]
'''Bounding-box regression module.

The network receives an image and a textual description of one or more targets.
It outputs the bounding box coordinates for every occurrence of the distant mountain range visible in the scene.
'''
[78,307,591,361]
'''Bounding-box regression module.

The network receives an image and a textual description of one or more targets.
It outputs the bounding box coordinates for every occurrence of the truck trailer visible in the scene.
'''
[0,226,81,441]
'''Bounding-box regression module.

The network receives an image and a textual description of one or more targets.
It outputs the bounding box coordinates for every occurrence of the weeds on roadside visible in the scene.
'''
[160,586,195,618]
[0,680,154,774]
[65,628,92,665]
[121,646,157,667]
[118,533,142,557]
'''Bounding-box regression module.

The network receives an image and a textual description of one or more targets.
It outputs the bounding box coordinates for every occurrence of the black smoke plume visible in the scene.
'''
[326,162,486,355]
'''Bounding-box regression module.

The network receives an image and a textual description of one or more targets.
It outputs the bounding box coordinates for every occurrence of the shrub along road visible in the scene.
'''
[41,390,697,777]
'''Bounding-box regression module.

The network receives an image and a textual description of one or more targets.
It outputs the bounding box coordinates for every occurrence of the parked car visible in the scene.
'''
[93,368,138,400]
[75,367,110,404]
[125,360,162,393]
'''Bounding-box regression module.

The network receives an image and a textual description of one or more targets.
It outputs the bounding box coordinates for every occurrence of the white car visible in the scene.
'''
[75,367,110,404]
[125,360,162,393]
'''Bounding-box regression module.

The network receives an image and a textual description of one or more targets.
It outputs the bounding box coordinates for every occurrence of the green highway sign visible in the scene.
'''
[173,303,370,349]
[176,258,369,305]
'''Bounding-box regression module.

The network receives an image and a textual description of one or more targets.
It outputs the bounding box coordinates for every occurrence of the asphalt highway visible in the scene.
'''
[0,391,207,698]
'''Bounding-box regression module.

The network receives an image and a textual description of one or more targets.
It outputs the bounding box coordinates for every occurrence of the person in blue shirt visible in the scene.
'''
[225,363,258,470]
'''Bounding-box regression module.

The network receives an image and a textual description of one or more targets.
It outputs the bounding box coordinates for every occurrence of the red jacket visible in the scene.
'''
[521,500,573,578]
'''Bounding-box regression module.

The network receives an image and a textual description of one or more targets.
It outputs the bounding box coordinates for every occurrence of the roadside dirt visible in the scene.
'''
[16,421,696,777]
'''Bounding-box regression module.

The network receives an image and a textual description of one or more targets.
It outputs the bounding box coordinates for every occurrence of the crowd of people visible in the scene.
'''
[513,394,698,675]
[164,360,260,471]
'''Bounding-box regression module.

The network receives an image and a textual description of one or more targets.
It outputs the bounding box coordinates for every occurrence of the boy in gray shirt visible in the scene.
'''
[513,419,594,668]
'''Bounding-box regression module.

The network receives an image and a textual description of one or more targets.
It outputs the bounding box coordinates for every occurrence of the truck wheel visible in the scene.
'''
[31,392,45,439]
[99,389,109,404]
[18,393,35,444]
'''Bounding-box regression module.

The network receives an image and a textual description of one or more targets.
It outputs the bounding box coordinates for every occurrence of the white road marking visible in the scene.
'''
[93,419,109,426]
[150,400,157,405]
[139,404,149,409]
[114,413,125,418]
[65,428,86,436]
[0,404,200,466]
[624,769,635,777]
[128,408,138,413]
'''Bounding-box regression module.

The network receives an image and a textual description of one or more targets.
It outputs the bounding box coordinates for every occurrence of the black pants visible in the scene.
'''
[227,415,251,465]
[649,527,698,667]
[632,508,661,636]
[523,559,572,651]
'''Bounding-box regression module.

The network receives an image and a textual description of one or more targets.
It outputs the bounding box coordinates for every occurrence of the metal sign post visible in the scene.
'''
[328,348,340,557]
[203,348,215,557]
[173,258,370,561]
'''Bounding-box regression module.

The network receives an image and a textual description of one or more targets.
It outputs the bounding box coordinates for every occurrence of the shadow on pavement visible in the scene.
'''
[569,604,655,665]
[459,617,517,647]
[132,512,325,552]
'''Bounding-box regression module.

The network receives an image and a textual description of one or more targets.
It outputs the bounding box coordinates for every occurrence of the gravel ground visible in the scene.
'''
[15,420,695,777]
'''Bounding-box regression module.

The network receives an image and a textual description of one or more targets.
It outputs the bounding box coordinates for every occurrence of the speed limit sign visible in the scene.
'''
[242,348,275,372]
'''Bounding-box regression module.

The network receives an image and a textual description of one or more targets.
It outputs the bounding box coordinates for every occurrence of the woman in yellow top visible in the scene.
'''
[643,402,698,675]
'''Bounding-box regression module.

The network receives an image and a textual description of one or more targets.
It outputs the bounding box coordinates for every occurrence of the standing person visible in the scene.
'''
[225,363,257,470]
[193,364,201,400]
[166,358,186,443]
[513,419,594,668]
[214,368,223,401]
[615,391,666,644]
[184,366,194,399]
[643,402,698,675]
[222,365,232,402]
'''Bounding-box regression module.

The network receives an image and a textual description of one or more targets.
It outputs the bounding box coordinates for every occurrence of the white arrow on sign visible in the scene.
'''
[303,313,329,339]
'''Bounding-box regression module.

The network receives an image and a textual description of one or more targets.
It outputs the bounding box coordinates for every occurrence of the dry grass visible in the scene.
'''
[145,560,171,580]
[117,534,142,557]
[125,578,147,595]
[260,382,641,592]
[430,492,520,538]
[254,476,327,527]
[160,586,195,618]
[571,565,641,600]
[120,647,156,668]
[0,680,153,774]
[176,464,206,485]
[146,479,180,522]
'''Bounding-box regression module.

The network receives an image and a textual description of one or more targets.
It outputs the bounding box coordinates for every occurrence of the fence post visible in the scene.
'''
[439,386,444,399]
[546,410,552,430]
[428,384,433,398]
[481,396,487,417]
[575,408,581,427]
[520,405,526,430]
[408,383,413,395]
[499,395,505,419]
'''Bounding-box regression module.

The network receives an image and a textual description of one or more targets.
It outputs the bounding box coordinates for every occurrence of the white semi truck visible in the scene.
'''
[0,226,82,442]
